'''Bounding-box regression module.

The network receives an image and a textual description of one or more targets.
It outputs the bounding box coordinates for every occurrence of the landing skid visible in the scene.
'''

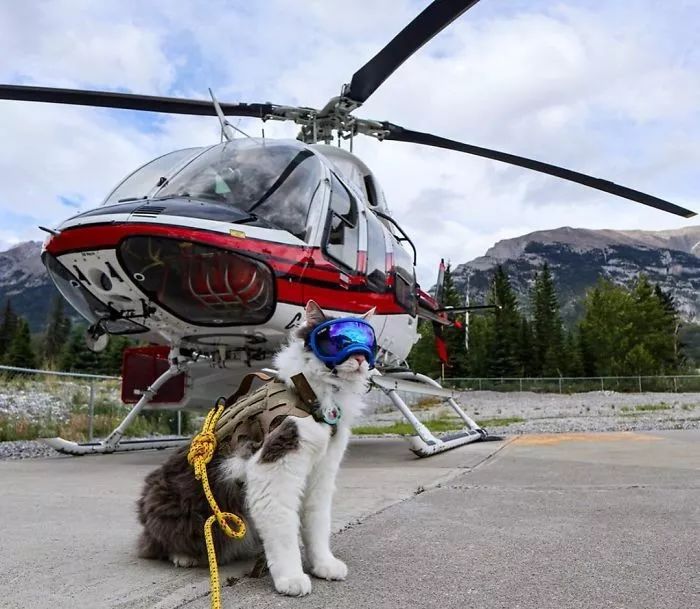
[41,359,188,456]
[371,369,501,457]
[43,436,189,455]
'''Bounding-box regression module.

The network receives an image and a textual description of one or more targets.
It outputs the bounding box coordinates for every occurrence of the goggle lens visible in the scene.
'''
[309,318,377,368]
[315,321,376,356]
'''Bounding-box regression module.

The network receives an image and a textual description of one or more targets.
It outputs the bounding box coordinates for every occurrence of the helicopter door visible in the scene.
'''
[391,240,418,317]
[323,174,360,272]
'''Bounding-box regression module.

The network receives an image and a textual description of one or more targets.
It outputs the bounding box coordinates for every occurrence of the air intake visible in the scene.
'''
[132,205,166,217]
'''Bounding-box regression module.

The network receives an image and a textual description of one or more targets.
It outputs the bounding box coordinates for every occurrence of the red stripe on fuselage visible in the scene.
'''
[46,222,409,315]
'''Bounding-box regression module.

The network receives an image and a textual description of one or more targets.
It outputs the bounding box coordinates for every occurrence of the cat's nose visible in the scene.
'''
[350,354,366,365]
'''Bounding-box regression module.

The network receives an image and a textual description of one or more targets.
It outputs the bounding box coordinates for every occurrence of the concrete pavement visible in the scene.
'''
[1,431,698,608]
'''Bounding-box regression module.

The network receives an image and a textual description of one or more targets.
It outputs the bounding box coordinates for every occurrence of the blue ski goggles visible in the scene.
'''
[307,317,377,369]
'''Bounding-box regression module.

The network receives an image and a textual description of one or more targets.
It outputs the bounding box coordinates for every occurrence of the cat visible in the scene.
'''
[136,300,374,596]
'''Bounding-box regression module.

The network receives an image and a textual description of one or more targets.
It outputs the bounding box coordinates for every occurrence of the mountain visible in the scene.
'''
[0,241,64,332]
[451,226,700,323]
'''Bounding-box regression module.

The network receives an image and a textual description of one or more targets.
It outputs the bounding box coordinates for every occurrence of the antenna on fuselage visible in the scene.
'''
[209,88,252,141]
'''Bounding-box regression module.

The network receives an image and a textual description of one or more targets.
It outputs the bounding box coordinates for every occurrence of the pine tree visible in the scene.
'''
[486,266,521,377]
[5,318,37,369]
[60,326,101,373]
[578,280,633,376]
[562,330,584,377]
[0,299,18,361]
[407,321,440,378]
[516,317,534,377]
[654,284,682,370]
[43,296,72,366]
[531,264,564,376]
[440,264,469,377]
[465,313,493,377]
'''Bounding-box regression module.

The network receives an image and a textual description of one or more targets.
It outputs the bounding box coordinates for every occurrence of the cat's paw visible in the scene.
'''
[311,557,347,581]
[274,573,312,596]
[170,554,199,568]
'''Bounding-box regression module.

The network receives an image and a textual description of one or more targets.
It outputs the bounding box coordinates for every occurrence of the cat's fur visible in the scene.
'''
[136,301,373,596]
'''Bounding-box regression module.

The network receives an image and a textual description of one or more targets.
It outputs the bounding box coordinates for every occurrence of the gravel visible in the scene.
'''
[1,390,698,460]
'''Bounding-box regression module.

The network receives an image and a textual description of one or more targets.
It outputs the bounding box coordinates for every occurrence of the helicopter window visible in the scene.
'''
[365,212,387,292]
[324,175,359,270]
[155,141,323,242]
[103,148,204,206]
[392,241,417,316]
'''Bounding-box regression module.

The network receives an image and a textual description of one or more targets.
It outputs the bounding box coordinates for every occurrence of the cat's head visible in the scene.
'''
[274,301,376,386]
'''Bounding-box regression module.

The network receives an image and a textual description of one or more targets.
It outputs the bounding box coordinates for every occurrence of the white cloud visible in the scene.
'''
[0,0,698,289]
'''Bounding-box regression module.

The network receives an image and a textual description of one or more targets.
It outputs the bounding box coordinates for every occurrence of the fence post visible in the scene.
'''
[638,376,642,393]
[558,377,562,394]
[88,379,95,442]
[600,377,604,392]
[673,376,677,393]
[478,378,482,391]
[519,378,523,392]
[177,410,182,436]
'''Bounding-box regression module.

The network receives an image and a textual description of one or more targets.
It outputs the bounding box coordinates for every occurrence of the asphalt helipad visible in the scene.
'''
[1,431,698,609]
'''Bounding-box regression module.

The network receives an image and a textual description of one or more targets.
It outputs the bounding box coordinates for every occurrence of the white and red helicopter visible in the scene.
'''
[1,0,695,456]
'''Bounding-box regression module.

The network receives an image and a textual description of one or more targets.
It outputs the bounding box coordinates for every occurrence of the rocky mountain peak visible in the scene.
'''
[453,225,700,323]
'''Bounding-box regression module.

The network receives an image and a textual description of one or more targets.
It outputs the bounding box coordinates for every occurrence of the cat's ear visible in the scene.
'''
[361,307,376,320]
[304,300,326,326]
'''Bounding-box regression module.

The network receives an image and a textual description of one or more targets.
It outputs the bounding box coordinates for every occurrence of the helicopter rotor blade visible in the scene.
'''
[383,124,696,218]
[344,0,481,104]
[0,84,274,118]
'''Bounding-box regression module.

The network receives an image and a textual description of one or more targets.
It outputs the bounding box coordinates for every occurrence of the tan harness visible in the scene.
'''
[214,372,333,453]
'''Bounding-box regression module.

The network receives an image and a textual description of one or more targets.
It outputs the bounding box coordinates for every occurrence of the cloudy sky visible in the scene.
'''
[1,0,698,285]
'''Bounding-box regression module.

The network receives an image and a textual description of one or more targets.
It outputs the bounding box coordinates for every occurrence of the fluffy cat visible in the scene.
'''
[136,300,374,596]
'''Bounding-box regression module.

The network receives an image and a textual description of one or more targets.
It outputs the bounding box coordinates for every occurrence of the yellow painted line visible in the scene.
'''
[513,432,662,446]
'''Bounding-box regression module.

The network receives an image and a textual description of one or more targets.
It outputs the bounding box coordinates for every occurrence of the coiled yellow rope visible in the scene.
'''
[188,398,247,609]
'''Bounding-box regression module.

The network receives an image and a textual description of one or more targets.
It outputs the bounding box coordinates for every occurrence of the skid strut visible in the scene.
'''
[371,370,496,457]
[42,358,190,456]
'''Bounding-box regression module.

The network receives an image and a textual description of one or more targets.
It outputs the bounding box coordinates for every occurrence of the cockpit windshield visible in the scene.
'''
[155,140,324,241]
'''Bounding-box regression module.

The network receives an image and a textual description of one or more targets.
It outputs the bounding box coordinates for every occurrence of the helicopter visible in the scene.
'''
[1,0,695,457]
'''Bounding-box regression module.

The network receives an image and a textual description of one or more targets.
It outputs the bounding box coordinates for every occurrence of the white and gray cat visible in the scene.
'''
[136,301,373,596]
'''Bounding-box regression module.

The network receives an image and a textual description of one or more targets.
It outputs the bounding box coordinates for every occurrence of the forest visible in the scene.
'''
[408,263,692,380]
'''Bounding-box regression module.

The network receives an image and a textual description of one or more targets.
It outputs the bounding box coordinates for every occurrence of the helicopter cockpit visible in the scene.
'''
[102,140,325,243]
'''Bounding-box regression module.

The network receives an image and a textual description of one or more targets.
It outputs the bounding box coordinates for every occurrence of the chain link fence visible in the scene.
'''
[0,365,189,442]
[444,375,700,394]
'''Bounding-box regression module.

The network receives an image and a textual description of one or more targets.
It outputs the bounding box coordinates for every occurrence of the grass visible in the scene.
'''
[619,403,673,417]
[352,416,524,436]
[634,403,672,412]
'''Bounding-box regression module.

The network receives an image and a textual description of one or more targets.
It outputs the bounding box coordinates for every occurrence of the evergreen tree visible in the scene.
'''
[465,313,493,377]
[486,266,521,377]
[60,326,101,373]
[407,321,440,378]
[43,296,72,366]
[653,284,682,370]
[578,280,633,376]
[531,264,564,376]
[5,318,37,369]
[0,299,18,361]
[516,317,534,377]
[562,329,584,377]
[439,264,469,377]
[629,276,677,374]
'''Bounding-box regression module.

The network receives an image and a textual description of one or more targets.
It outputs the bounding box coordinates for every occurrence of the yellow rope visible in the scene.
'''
[188,399,247,609]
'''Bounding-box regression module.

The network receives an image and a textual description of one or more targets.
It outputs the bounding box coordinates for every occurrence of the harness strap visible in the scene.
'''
[225,371,273,406]
[290,373,320,411]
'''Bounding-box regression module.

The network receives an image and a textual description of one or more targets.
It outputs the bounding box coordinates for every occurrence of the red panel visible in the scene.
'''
[121,346,185,404]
